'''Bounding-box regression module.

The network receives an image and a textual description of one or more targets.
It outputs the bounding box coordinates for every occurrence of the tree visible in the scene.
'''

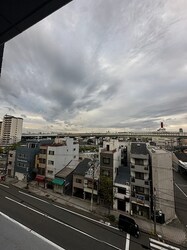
[99,176,114,214]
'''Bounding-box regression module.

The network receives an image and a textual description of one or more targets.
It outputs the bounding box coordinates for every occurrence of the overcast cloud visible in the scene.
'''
[1,0,187,133]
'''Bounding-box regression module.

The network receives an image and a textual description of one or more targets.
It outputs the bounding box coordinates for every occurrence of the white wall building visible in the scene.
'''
[0,115,23,145]
[148,147,175,221]
[45,137,79,180]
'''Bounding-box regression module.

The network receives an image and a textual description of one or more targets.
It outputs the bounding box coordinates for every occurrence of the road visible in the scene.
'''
[0,184,183,250]
[173,171,187,227]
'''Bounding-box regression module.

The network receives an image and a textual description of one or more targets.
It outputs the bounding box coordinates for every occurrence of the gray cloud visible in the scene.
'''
[0,0,187,132]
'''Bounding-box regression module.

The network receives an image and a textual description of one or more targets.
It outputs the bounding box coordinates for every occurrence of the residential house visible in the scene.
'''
[72,158,100,203]
[53,159,80,195]
[113,166,131,213]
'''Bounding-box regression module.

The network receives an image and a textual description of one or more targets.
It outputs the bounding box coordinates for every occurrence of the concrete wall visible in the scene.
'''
[150,148,175,221]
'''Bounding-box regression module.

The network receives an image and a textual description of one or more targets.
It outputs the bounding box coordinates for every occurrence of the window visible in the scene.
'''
[73,148,76,151]
[19,153,26,158]
[47,170,53,175]
[135,159,144,165]
[8,161,12,165]
[48,160,54,165]
[76,178,82,183]
[38,168,45,175]
[118,187,126,194]
[135,172,144,180]
[9,153,13,157]
[49,150,54,155]
[101,170,110,177]
[39,158,46,164]
[103,157,110,164]
[40,149,47,154]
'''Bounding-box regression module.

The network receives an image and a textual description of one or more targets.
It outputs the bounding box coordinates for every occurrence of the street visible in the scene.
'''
[173,171,187,227]
[0,184,184,250]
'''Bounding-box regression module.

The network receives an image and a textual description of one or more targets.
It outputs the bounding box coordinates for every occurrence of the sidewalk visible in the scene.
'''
[10,180,187,246]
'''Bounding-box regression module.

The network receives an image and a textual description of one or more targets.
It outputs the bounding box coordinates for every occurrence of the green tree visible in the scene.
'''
[99,176,114,214]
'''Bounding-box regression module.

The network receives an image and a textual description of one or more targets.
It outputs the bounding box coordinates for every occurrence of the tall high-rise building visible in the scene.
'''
[0,115,23,145]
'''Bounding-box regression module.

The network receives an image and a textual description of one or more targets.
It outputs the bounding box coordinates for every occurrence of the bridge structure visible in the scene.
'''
[21,131,187,141]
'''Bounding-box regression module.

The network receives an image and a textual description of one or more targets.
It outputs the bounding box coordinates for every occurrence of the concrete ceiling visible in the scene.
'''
[0,0,72,75]
[0,0,72,45]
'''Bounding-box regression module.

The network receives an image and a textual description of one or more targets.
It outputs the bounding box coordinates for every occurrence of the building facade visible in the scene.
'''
[149,147,175,221]
[0,115,23,145]
[7,150,16,177]
[130,142,151,218]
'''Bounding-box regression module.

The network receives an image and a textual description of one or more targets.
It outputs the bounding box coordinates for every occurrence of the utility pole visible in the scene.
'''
[90,163,95,212]
[153,188,157,235]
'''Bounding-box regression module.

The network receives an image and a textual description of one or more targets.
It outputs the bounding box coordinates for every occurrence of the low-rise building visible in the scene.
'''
[7,150,16,177]
[53,159,80,195]
[113,166,130,213]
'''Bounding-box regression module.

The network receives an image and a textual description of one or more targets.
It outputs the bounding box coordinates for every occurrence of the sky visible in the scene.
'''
[1,0,187,133]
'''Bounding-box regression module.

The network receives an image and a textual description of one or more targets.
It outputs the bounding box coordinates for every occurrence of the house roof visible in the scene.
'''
[55,160,80,178]
[131,142,148,155]
[115,166,130,185]
[73,158,91,176]
[174,152,187,163]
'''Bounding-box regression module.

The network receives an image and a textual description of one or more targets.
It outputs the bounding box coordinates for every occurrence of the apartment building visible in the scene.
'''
[149,147,175,221]
[99,139,121,183]
[0,115,23,145]
[35,137,79,186]
[15,140,52,181]
[130,142,151,218]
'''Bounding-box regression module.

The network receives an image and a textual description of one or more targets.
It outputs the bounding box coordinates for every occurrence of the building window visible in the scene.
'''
[49,150,54,155]
[9,153,13,157]
[39,158,46,164]
[103,157,110,164]
[135,159,144,165]
[40,149,47,154]
[47,170,53,175]
[101,170,110,177]
[76,178,82,183]
[73,148,76,151]
[38,168,45,175]
[118,187,126,194]
[135,172,144,180]
[8,161,12,165]
[18,153,26,158]
[48,160,54,165]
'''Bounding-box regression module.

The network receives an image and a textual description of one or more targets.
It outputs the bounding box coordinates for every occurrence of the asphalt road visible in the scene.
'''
[0,184,184,250]
[173,171,187,227]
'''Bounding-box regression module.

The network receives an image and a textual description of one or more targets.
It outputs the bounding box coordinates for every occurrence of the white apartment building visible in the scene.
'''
[148,147,175,221]
[0,115,23,145]
[45,137,79,180]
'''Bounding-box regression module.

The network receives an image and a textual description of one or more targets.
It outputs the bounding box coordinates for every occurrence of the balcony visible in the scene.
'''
[131,177,150,187]
[131,195,150,207]
[114,192,130,200]
[131,165,149,173]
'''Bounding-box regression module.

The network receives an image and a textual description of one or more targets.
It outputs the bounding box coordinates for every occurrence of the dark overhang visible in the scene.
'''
[0,0,72,46]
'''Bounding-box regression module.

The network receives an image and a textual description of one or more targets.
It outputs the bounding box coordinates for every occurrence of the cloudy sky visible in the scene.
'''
[1,0,187,133]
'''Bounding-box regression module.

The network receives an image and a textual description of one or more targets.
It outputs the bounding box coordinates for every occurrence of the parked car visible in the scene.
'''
[118,214,140,238]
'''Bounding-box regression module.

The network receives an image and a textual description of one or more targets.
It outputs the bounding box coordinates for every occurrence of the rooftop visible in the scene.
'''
[131,142,148,155]
[55,160,80,178]
[174,151,187,163]
[115,166,130,185]
[73,158,92,176]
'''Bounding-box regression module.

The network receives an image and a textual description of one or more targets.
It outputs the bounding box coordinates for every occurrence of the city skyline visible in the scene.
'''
[0,0,187,133]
